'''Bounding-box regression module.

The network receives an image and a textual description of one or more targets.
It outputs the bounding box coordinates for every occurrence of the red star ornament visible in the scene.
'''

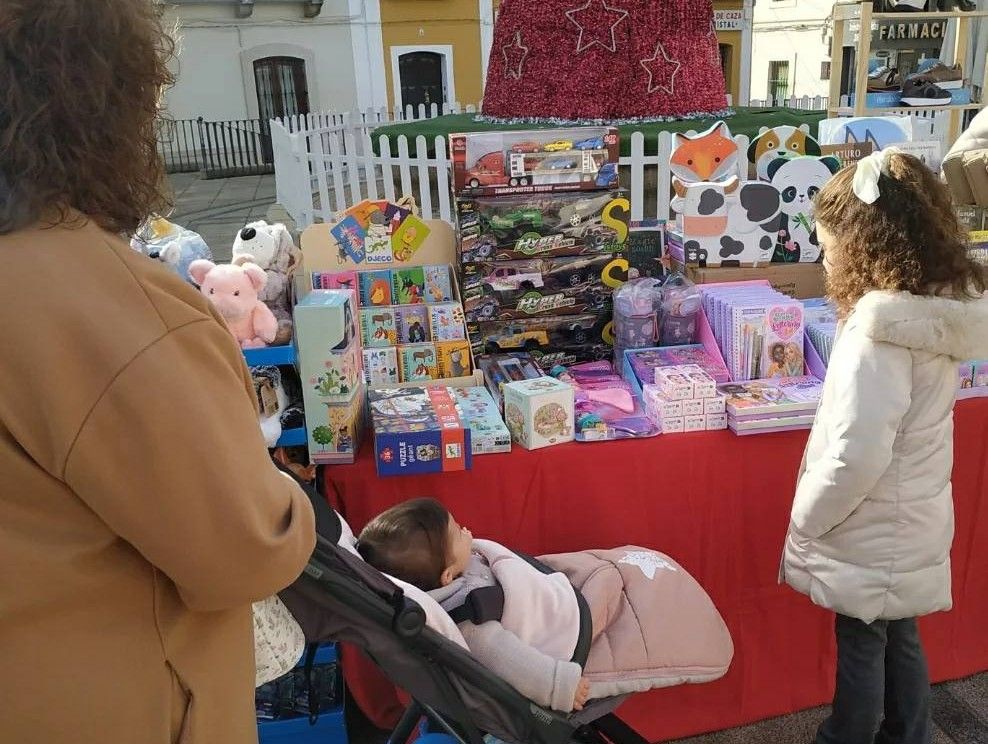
[640,42,681,95]
[565,0,629,53]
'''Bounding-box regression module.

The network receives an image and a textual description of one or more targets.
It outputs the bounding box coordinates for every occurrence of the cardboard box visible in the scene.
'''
[671,260,826,300]
[705,412,728,430]
[502,377,575,450]
[368,387,472,476]
[683,398,705,416]
[455,191,629,262]
[450,387,512,454]
[294,290,365,463]
[461,255,616,322]
[685,415,706,433]
[704,394,727,415]
[467,313,612,366]
[450,127,620,197]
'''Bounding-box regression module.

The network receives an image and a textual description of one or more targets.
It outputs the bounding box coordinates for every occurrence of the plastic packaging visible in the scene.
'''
[612,277,664,367]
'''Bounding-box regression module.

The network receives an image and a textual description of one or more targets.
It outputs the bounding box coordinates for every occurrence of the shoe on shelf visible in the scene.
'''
[901,77,952,107]
[909,63,964,90]
[868,66,902,92]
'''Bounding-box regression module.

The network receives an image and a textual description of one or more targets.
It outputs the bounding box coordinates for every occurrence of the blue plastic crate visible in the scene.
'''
[258,707,347,744]
[244,344,297,367]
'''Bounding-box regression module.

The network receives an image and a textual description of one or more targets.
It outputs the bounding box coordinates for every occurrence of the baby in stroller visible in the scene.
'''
[356,498,733,714]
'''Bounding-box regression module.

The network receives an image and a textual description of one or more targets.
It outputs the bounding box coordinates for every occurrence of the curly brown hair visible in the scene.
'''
[814,152,985,317]
[0,0,175,235]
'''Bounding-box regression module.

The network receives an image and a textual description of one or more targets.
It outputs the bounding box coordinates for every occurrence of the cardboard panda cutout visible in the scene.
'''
[767,155,841,263]
[747,125,821,182]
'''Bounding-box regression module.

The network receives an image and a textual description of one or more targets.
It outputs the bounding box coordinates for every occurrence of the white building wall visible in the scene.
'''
[162,2,360,121]
[751,0,835,101]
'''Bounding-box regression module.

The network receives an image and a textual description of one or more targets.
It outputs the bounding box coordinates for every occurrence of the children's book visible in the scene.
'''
[399,343,438,382]
[718,376,824,418]
[359,270,393,306]
[428,303,467,342]
[360,307,398,348]
[396,304,431,344]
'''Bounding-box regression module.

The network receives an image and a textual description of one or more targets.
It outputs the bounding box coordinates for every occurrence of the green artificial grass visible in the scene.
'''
[370,108,828,157]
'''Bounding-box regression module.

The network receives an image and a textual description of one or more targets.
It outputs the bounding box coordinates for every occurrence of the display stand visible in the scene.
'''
[827,2,988,146]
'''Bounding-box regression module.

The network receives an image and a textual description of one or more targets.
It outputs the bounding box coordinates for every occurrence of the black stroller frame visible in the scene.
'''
[279,465,651,744]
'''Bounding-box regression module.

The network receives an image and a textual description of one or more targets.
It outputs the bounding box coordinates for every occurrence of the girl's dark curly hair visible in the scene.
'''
[815,152,985,317]
[0,0,175,235]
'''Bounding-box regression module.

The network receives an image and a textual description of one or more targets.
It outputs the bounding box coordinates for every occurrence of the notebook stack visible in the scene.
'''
[806,322,837,367]
[718,376,824,435]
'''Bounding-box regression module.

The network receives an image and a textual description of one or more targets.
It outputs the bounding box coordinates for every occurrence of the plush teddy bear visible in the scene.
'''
[232,221,301,345]
[188,256,278,349]
[132,217,212,286]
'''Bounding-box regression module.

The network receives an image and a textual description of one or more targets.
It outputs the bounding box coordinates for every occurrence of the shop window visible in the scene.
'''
[768,61,790,106]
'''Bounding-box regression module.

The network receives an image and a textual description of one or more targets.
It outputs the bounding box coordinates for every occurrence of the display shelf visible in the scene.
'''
[826,1,986,146]
[243,344,297,367]
[833,103,984,115]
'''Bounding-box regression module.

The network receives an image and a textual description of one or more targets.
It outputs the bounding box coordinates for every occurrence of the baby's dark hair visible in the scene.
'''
[357,498,450,590]
[815,152,985,317]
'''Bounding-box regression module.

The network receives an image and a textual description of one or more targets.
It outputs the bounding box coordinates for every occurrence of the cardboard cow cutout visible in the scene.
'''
[671,176,783,266]
[747,124,821,182]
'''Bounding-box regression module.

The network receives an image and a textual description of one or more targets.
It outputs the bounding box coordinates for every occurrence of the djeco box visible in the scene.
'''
[295,290,364,463]
[502,377,575,450]
[368,387,472,476]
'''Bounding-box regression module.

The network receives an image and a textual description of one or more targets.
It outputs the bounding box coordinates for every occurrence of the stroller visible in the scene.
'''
[279,465,654,744]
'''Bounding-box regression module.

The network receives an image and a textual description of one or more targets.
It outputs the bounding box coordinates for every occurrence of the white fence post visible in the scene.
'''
[629,132,645,223]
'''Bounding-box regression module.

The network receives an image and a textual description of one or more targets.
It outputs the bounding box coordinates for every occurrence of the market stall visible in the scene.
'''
[322,400,988,742]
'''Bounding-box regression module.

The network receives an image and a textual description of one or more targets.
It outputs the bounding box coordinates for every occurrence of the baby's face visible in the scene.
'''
[446,515,474,579]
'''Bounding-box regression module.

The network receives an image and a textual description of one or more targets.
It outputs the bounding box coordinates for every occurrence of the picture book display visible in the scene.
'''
[313,264,473,383]
[327,199,433,266]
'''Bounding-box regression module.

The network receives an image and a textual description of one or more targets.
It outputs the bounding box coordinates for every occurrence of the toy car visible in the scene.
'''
[574,136,604,150]
[543,257,602,288]
[543,157,578,170]
[557,193,616,227]
[485,325,551,353]
[488,209,546,232]
[510,141,542,153]
[595,162,618,188]
[482,266,545,292]
[543,140,573,152]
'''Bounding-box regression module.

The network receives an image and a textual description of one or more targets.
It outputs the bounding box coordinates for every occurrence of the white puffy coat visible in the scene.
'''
[782,290,988,623]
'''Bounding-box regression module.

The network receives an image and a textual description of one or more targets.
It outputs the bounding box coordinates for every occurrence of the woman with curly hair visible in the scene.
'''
[0,3,315,743]
[781,149,988,744]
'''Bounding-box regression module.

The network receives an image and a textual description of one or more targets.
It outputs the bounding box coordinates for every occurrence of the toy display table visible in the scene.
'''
[370,108,828,158]
[322,397,988,743]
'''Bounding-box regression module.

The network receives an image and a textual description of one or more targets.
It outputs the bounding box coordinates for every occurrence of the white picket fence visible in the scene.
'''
[271,97,952,230]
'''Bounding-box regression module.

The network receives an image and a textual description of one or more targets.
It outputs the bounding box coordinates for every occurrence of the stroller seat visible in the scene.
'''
[278,466,665,744]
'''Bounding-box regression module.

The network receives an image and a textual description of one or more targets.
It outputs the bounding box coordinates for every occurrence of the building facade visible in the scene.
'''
[750,0,835,103]
[162,0,751,121]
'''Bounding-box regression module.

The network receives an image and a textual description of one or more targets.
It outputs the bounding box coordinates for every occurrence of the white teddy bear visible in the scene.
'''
[232,221,302,345]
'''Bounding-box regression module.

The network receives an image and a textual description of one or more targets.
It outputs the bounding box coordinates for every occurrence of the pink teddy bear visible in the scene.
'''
[189,255,278,349]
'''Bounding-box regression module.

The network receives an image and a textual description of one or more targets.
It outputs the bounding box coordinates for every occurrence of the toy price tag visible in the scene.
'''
[821,142,874,166]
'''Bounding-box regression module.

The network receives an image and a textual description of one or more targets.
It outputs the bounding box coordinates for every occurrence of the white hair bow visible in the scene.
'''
[852,146,903,205]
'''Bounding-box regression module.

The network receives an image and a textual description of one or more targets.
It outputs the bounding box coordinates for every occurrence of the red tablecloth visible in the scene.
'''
[323,398,988,742]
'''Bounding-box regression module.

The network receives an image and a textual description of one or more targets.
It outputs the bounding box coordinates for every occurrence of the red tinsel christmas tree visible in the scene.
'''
[482,0,729,122]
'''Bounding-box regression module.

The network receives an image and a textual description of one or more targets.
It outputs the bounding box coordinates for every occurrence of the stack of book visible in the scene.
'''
[718,376,824,435]
[806,322,837,367]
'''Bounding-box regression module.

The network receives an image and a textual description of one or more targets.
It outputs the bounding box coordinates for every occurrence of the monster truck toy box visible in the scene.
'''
[368,387,472,476]
[455,191,630,262]
[468,314,614,368]
[460,254,621,322]
[450,127,619,198]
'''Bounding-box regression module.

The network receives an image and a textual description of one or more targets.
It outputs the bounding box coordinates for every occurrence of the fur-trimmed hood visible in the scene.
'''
[854,290,988,361]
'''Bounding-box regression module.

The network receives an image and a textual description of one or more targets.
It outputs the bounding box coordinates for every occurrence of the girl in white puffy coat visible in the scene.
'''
[781,149,988,744]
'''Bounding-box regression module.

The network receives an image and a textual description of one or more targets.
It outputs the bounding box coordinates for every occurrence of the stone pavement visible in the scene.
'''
[166,172,278,262]
[345,672,988,743]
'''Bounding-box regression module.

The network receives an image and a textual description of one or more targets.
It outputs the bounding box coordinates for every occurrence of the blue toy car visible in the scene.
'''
[543,157,578,170]
[574,136,604,150]
[595,162,618,188]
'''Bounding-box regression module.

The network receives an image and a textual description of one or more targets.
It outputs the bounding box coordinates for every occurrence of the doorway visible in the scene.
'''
[254,57,310,121]
[391,46,455,112]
